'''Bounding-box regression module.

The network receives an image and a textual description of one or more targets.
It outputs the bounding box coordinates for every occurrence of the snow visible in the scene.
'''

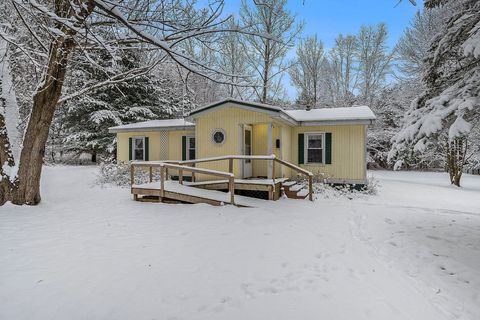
[1,167,480,320]
[0,39,21,163]
[133,180,265,207]
[284,105,376,122]
[108,118,194,133]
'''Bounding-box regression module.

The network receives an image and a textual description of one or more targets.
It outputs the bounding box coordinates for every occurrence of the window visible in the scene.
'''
[133,137,145,160]
[187,136,195,160]
[305,133,324,164]
[212,129,226,144]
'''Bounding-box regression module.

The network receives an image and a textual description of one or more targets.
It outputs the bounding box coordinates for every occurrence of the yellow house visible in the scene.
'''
[109,99,375,186]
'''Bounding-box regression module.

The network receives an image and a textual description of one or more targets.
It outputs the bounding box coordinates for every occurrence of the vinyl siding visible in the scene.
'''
[195,106,275,180]
[291,125,367,182]
[116,130,194,162]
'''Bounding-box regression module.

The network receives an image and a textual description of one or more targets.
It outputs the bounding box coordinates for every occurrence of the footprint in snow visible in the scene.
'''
[384,218,396,225]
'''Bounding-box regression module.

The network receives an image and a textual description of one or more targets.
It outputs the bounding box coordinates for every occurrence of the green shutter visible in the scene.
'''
[182,136,187,161]
[128,137,132,161]
[298,133,304,164]
[144,137,149,161]
[325,132,332,164]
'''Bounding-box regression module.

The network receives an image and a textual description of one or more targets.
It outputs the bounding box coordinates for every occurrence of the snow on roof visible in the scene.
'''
[284,106,376,122]
[108,119,194,133]
[189,98,283,116]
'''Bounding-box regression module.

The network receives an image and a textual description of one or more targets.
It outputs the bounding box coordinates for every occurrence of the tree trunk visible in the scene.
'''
[12,37,75,204]
[6,0,96,205]
[446,137,466,187]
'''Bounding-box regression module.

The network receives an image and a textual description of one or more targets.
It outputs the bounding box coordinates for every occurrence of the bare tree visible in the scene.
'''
[0,0,268,205]
[289,35,324,109]
[322,34,358,107]
[240,0,303,103]
[356,23,394,106]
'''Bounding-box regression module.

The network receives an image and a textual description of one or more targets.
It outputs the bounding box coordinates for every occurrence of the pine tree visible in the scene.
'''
[390,0,480,186]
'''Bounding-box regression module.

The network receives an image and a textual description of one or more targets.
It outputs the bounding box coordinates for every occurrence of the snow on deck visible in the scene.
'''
[133,181,268,207]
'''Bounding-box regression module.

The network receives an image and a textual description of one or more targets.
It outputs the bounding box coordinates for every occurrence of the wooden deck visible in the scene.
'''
[130,155,314,206]
[132,181,269,207]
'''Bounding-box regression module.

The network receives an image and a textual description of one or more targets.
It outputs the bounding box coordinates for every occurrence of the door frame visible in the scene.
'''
[243,124,253,178]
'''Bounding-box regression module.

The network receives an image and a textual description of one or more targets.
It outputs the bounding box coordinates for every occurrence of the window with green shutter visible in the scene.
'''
[325,133,332,164]
[182,136,187,161]
[298,133,304,164]
[144,137,149,161]
[129,137,132,161]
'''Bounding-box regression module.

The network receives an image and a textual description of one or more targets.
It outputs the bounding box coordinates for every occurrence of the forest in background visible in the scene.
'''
[0,0,479,205]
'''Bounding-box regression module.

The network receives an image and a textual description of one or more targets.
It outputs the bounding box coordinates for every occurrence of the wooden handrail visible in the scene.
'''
[131,162,236,204]
[131,154,315,202]
[273,158,313,177]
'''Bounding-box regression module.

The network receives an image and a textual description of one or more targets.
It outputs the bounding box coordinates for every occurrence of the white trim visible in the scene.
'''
[190,103,282,119]
[267,123,273,179]
[304,132,325,165]
[299,119,374,126]
[131,136,145,161]
[109,125,194,133]
[185,135,195,160]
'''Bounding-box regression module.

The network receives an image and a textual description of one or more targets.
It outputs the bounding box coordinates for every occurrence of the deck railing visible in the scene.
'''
[131,154,314,202]
[130,162,235,204]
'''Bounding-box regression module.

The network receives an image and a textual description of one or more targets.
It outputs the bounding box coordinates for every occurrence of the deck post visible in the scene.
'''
[308,175,313,201]
[191,163,196,182]
[229,176,235,205]
[179,169,183,185]
[165,167,169,180]
[149,166,153,182]
[130,164,134,186]
[271,159,276,185]
[160,165,165,198]
[228,158,233,174]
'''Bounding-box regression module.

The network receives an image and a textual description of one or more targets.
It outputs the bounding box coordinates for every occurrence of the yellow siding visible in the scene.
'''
[168,130,195,160]
[291,125,367,182]
[195,106,275,179]
[116,130,194,162]
[280,125,292,178]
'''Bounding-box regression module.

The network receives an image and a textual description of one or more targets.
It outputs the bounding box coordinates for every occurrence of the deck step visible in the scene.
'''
[289,184,303,192]
[296,189,309,199]
[282,181,297,188]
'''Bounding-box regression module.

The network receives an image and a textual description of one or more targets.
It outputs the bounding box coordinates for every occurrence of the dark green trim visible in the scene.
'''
[298,133,304,164]
[189,99,281,116]
[182,136,187,161]
[325,132,332,164]
[128,137,132,161]
[170,175,193,182]
[144,137,149,161]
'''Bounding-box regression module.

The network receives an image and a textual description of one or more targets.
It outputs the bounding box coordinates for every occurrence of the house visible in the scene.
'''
[109,99,375,189]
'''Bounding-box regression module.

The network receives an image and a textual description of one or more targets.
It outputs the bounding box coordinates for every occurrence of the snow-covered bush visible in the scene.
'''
[96,159,131,187]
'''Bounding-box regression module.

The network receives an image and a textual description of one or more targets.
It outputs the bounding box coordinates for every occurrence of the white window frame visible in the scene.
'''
[132,136,145,161]
[304,132,325,164]
[186,135,196,160]
[211,128,226,145]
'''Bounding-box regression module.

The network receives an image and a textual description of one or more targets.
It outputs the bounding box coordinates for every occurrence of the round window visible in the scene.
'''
[212,129,226,144]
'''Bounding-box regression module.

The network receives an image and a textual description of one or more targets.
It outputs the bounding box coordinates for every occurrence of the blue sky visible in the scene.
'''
[215,0,423,99]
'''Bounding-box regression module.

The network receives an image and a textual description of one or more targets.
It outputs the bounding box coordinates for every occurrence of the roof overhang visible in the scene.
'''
[299,119,375,126]
[108,125,195,134]
[189,99,285,118]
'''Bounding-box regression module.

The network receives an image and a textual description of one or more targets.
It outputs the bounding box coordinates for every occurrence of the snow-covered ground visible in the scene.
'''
[1,167,479,320]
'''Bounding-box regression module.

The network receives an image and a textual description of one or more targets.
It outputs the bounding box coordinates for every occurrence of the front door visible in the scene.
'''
[243,125,253,178]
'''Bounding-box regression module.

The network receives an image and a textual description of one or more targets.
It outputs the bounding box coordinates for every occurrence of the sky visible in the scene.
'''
[216,0,424,99]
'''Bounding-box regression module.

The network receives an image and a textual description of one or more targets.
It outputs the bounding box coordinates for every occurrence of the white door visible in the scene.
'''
[243,125,253,178]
